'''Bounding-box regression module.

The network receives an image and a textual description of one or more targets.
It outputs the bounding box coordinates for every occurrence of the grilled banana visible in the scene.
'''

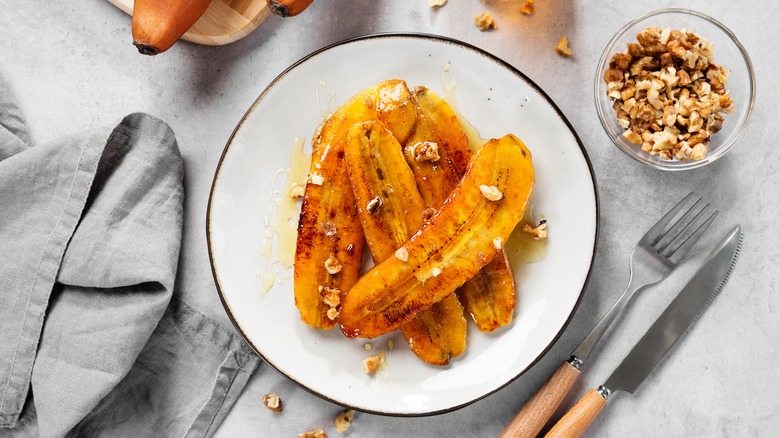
[406,87,517,332]
[340,134,534,339]
[345,120,467,365]
[294,80,416,329]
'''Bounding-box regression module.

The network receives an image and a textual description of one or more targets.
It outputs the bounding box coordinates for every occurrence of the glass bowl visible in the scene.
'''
[595,8,755,171]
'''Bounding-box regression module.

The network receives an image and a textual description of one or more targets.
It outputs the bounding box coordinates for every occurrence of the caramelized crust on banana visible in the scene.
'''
[294,80,416,329]
[406,87,517,332]
[345,120,467,364]
[340,134,534,338]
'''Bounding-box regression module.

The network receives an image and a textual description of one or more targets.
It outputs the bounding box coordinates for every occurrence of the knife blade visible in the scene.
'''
[545,225,743,438]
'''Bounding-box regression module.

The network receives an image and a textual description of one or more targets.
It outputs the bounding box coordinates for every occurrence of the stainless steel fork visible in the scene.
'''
[498,192,717,438]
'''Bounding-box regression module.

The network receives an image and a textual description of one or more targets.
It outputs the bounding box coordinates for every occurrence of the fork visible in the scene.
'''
[498,192,717,438]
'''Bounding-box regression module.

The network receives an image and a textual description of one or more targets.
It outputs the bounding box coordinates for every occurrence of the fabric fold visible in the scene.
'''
[0,73,261,438]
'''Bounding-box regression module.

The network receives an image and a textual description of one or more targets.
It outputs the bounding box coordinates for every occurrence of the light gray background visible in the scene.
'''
[2,1,777,436]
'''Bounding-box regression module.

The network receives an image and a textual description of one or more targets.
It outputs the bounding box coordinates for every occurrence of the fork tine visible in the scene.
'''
[641,192,696,245]
[655,199,706,253]
[666,210,719,264]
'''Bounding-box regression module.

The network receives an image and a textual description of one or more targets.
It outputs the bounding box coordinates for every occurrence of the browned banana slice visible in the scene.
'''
[345,120,467,365]
[406,87,517,332]
[340,134,534,338]
[294,80,415,329]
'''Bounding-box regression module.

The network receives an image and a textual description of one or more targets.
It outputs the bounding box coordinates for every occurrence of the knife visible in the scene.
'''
[545,225,742,438]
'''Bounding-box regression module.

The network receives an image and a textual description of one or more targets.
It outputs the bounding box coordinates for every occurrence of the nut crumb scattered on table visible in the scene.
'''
[298,429,328,438]
[429,0,447,7]
[334,409,356,433]
[474,12,497,31]
[520,0,534,15]
[262,393,283,413]
[555,37,573,57]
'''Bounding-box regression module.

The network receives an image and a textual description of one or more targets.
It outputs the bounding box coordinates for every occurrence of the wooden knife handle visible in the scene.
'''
[498,361,581,438]
[544,389,608,438]
[266,0,314,16]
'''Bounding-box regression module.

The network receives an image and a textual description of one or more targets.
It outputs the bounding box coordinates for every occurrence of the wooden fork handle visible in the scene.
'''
[544,389,608,438]
[498,361,581,438]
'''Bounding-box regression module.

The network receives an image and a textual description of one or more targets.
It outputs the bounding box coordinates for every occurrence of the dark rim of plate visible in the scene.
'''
[206,32,601,417]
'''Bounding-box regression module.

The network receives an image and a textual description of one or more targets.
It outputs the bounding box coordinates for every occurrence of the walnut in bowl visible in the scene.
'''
[595,9,755,171]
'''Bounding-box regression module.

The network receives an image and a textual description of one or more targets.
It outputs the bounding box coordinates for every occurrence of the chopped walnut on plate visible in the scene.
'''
[604,27,734,161]
[298,429,328,438]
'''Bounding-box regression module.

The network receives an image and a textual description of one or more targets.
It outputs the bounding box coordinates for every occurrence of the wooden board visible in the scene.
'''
[108,0,271,46]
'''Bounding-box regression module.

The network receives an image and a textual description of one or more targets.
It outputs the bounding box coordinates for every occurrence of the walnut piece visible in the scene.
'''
[474,12,496,31]
[605,27,734,161]
[555,37,573,58]
[309,172,324,186]
[319,286,341,308]
[334,409,356,433]
[520,0,534,15]
[394,247,409,262]
[326,308,339,320]
[324,256,342,275]
[492,237,503,250]
[429,0,447,7]
[298,430,328,438]
[366,196,382,215]
[262,393,283,413]
[479,185,503,201]
[421,207,437,221]
[288,183,305,199]
[409,141,440,162]
[363,353,385,375]
[521,220,548,240]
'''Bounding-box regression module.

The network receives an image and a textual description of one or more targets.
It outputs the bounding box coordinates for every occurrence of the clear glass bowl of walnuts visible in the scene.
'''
[595,8,755,170]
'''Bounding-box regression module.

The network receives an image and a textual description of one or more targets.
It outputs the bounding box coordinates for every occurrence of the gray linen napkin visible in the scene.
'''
[0,74,260,437]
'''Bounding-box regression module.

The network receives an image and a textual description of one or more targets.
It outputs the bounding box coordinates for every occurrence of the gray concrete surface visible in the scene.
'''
[1,0,777,436]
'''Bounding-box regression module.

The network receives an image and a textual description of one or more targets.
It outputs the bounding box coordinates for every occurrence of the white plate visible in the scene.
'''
[207,34,598,415]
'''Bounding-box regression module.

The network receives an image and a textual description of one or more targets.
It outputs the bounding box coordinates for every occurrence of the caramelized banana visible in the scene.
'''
[340,134,534,338]
[345,121,467,365]
[406,87,517,332]
[294,80,416,329]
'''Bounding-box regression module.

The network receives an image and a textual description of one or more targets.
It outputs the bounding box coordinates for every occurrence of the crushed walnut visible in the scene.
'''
[421,207,437,221]
[324,256,342,274]
[298,429,327,438]
[429,0,447,7]
[474,12,496,31]
[334,409,356,433]
[479,184,503,201]
[319,286,341,320]
[289,183,305,199]
[363,352,386,375]
[366,196,382,215]
[604,27,734,160]
[262,393,283,413]
[364,343,372,351]
[555,37,573,57]
[492,237,503,250]
[409,141,440,162]
[394,247,409,262]
[520,0,534,15]
[309,172,324,186]
[521,220,548,240]
[321,221,337,236]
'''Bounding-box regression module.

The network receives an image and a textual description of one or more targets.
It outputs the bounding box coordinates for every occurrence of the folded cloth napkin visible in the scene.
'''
[0,74,260,437]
